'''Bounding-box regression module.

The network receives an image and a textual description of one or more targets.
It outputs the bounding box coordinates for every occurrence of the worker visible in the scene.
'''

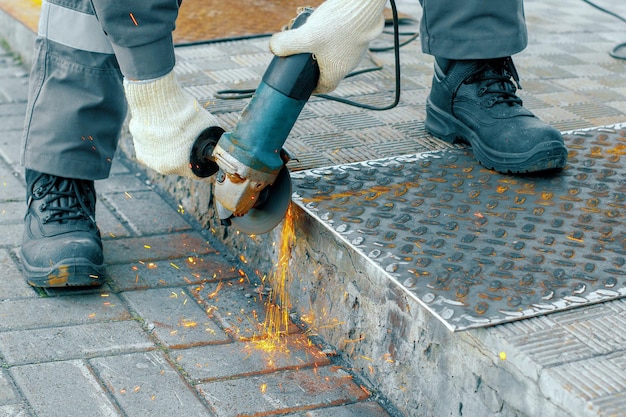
[20,0,566,287]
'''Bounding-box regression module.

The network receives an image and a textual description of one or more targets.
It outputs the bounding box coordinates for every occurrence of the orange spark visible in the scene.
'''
[251,205,297,355]
[181,319,198,328]
[129,12,138,26]
[208,281,224,299]
[383,354,395,363]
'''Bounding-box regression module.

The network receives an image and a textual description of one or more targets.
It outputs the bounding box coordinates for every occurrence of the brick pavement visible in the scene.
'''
[3,1,626,415]
[0,44,395,417]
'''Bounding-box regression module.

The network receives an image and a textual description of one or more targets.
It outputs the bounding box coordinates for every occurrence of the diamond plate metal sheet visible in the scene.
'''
[291,126,626,331]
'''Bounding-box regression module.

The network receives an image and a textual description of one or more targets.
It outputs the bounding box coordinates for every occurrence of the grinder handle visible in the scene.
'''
[262,9,320,101]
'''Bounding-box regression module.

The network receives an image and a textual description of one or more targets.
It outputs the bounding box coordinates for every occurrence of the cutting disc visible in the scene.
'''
[231,166,292,235]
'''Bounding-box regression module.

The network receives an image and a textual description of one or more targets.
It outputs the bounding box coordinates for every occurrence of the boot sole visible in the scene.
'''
[425,99,568,174]
[19,253,105,288]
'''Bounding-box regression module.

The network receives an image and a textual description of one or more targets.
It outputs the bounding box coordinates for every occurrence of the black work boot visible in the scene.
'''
[425,57,568,174]
[20,169,105,287]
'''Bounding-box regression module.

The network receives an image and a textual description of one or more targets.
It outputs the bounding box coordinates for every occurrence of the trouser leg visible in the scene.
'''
[89,0,180,80]
[419,0,528,59]
[21,0,126,180]
[22,0,181,180]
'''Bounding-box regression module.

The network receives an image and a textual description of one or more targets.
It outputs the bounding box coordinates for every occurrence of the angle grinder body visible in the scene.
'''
[190,9,319,234]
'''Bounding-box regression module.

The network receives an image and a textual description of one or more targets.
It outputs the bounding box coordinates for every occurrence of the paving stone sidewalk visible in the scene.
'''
[0,45,395,417]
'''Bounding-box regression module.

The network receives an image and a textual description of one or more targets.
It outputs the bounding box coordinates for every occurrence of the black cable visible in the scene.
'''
[216,0,413,110]
[581,0,626,59]
[215,88,256,100]
[369,31,419,53]
[370,17,420,53]
[313,0,404,110]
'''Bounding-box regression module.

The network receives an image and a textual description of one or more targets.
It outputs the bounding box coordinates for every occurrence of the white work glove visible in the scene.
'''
[269,0,387,94]
[124,71,221,179]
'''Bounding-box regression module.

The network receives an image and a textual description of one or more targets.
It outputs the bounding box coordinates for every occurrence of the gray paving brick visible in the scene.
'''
[10,360,120,417]
[197,366,369,417]
[90,351,213,417]
[0,320,154,366]
[123,287,229,348]
[95,173,152,194]
[0,129,22,167]
[0,163,23,201]
[0,63,28,79]
[305,401,391,417]
[0,102,26,117]
[0,223,21,248]
[194,278,301,340]
[0,369,19,405]
[0,73,28,103]
[0,114,25,130]
[0,201,22,224]
[0,292,131,331]
[96,202,132,240]
[173,333,331,382]
[103,232,216,265]
[104,190,191,235]
[0,249,36,299]
[0,403,32,417]
[107,254,240,290]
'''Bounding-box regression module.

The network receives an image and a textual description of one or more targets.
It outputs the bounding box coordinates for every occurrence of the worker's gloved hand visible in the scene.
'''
[269,0,386,94]
[124,71,221,179]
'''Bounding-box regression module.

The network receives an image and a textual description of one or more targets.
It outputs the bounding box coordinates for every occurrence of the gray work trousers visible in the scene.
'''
[22,0,527,181]
[22,0,180,180]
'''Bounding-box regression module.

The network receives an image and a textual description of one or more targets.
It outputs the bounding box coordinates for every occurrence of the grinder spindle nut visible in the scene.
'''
[189,126,225,178]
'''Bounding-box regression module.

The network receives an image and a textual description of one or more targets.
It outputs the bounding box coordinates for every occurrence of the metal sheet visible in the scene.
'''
[291,125,626,331]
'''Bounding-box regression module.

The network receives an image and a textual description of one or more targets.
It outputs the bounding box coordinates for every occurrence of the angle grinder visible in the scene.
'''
[190,7,319,235]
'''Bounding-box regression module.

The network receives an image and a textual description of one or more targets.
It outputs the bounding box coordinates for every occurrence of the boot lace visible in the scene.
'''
[466,57,523,108]
[30,175,96,225]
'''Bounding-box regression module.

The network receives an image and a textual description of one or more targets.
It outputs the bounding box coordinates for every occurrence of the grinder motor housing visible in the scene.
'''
[192,8,319,233]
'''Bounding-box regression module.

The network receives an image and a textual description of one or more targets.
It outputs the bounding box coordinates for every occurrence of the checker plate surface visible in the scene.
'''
[291,126,626,331]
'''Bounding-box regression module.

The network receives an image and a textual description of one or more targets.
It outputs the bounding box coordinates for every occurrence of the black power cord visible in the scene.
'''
[582,0,626,59]
[317,0,404,110]
[216,0,415,111]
